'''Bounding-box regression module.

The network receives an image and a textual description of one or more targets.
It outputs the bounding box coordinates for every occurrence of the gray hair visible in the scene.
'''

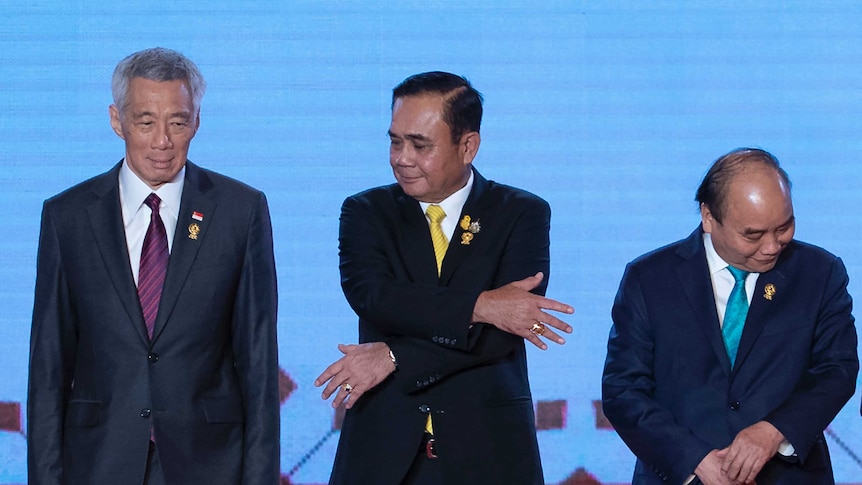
[111,47,206,115]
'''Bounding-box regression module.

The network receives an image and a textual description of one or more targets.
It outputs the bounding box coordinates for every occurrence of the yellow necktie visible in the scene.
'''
[423,205,447,436]
[426,204,448,276]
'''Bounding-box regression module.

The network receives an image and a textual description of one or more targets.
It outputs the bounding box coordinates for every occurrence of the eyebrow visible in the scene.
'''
[387,130,432,143]
[741,214,795,235]
[131,111,192,120]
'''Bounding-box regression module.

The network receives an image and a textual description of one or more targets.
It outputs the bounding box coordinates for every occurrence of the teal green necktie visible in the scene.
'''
[723,266,750,367]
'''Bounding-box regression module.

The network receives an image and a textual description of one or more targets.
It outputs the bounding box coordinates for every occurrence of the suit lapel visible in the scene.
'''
[675,227,733,374]
[151,162,216,342]
[439,169,488,284]
[732,247,792,371]
[394,188,440,286]
[86,163,150,344]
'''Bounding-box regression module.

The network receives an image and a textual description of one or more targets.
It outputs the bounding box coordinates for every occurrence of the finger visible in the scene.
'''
[337,343,356,355]
[741,457,763,484]
[330,386,350,408]
[537,297,575,316]
[344,387,365,410]
[322,373,350,400]
[538,312,573,334]
[524,332,549,350]
[510,272,544,291]
[722,453,743,480]
[314,361,344,387]
[538,327,565,345]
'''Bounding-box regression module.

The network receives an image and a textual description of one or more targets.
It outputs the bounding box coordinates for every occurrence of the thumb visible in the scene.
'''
[510,271,544,291]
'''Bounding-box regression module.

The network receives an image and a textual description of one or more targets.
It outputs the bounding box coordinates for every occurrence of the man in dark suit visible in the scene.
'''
[602,148,858,485]
[314,71,574,485]
[27,47,280,485]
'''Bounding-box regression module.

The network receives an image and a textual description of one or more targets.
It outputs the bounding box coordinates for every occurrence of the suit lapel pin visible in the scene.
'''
[188,211,204,240]
[763,283,776,300]
[459,215,480,245]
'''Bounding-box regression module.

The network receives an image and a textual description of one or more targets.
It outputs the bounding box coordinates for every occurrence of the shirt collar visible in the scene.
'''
[418,170,474,221]
[119,160,186,224]
[703,232,759,277]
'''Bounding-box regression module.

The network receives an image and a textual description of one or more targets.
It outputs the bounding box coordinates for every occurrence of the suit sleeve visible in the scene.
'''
[28,202,77,485]
[763,255,858,462]
[230,192,280,484]
[602,262,714,483]
[339,191,551,384]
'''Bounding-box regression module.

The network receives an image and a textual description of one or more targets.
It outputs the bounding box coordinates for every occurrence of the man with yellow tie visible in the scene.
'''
[315,71,574,485]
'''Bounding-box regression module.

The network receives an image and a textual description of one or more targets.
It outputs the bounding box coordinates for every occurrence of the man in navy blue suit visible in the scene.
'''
[602,148,858,485]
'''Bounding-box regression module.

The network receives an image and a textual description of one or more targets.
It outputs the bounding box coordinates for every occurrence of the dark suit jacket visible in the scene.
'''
[329,169,548,485]
[28,161,280,485]
[602,227,858,485]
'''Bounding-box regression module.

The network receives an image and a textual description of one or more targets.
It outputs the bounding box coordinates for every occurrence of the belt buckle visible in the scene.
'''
[425,437,438,459]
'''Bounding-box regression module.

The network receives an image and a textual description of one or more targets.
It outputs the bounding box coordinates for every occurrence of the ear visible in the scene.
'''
[700,203,715,233]
[460,131,481,165]
[109,105,125,140]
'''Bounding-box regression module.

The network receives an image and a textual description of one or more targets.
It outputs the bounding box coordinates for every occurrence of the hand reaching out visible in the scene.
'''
[472,272,574,349]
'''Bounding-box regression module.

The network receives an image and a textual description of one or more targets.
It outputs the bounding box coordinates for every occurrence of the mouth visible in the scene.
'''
[148,157,174,165]
[395,172,421,182]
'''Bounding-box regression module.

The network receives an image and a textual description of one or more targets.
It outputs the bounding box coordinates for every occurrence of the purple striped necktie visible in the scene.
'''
[138,193,168,340]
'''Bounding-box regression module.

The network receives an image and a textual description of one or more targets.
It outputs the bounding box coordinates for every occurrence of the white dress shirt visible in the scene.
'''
[683,234,793,483]
[418,170,474,243]
[119,161,185,285]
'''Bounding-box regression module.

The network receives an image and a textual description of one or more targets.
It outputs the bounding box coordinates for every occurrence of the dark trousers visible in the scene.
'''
[143,441,167,485]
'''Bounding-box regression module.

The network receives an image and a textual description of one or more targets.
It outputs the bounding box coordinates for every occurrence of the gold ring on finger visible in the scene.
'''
[529,322,546,336]
[344,383,353,393]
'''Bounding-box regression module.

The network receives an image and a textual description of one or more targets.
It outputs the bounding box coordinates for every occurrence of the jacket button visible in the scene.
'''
[419,405,431,413]
[140,408,151,418]
[730,401,740,411]
[147,353,159,363]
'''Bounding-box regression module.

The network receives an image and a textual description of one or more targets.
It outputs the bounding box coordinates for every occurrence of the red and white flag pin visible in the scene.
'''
[191,211,204,221]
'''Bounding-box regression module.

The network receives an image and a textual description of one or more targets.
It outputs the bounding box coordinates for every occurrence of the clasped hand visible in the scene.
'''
[695,421,784,485]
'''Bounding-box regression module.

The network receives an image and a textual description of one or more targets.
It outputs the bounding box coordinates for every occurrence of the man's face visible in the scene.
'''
[388,94,478,203]
[109,77,199,190]
[701,167,795,273]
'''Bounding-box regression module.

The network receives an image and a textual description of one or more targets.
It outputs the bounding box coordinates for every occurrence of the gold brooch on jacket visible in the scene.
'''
[459,215,481,245]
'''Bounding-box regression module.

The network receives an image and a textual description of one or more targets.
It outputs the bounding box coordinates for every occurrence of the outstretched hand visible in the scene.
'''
[472,272,574,350]
[314,342,396,409]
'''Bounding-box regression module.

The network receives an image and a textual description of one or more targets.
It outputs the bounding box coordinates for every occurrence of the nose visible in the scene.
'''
[152,122,173,149]
[390,145,410,166]
[760,233,782,256]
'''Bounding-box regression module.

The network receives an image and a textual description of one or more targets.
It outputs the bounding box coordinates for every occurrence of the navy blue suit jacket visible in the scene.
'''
[329,169,547,485]
[28,162,280,484]
[602,227,858,485]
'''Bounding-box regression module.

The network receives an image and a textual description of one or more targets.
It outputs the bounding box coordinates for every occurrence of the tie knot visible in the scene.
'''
[426,204,446,224]
[727,265,749,283]
[144,193,162,214]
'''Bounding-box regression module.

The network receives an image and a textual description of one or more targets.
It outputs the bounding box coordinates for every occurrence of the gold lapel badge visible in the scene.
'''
[459,215,481,245]
[188,223,201,240]
[763,283,776,300]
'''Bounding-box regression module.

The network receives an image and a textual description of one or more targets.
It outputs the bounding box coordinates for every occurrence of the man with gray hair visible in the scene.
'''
[28,47,280,484]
